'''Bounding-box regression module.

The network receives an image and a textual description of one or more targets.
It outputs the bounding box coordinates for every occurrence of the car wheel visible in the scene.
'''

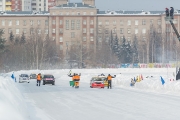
[28,82,29,83]
[52,82,55,85]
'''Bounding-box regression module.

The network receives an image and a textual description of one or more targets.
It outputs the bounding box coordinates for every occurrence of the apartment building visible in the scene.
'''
[0,0,180,58]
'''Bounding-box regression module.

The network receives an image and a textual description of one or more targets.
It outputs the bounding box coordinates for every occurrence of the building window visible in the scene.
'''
[38,29,41,34]
[72,12,75,15]
[83,28,86,33]
[30,20,33,26]
[52,37,55,41]
[60,45,63,50]
[135,20,138,25]
[150,20,153,25]
[59,37,63,42]
[83,36,86,41]
[76,20,80,30]
[59,28,63,33]
[66,12,69,15]
[16,29,19,34]
[113,20,116,25]
[105,28,109,34]
[90,20,94,25]
[112,28,116,33]
[105,20,109,25]
[143,37,146,41]
[45,20,48,25]
[59,12,63,15]
[83,12,86,15]
[60,20,63,25]
[45,29,48,34]
[16,20,19,25]
[127,37,131,42]
[77,12,80,15]
[142,20,146,25]
[52,20,56,25]
[30,28,34,34]
[90,12,94,15]
[90,28,94,34]
[120,28,124,34]
[2,20,5,26]
[127,20,131,26]
[66,20,69,30]
[98,36,102,42]
[98,21,102,25]
[8,28,12,34]
[37,20,41,25]
[23,20,26,26]
[90,36,94,41]
[71,32,75,38]
[23,28,26,34]
[158,28,161,33]
[120,20,123,26]
[71,20,75,30]
[105,36,109,42]
[158,20,161,25]
[142,28,146,34]
[52,29,56,33]
[83,20,86,25]
[98,29,101,33]
[127,28,131,34]
[9,20,12,26]
[135,28,138,34]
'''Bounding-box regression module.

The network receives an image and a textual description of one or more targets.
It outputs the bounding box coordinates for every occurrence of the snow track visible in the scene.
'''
[16,69,180,120]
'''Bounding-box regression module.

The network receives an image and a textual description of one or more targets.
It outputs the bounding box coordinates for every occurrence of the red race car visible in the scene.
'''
[90,76,105,88]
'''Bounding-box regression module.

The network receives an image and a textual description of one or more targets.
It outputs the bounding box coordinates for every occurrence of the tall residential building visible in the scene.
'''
[11,0,22,11]
[32,0,48,11]
[56,0,68,6]
[22,0,31,11]
[82,0,95,6]
[0,0,5,11]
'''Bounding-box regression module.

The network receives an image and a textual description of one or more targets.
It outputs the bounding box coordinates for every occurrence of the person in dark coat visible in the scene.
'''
[170,7,174,19]
[176,71,180,80]
[165,8,169,17]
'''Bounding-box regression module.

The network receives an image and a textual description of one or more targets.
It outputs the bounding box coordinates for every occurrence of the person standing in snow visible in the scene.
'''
[170,7,174,19]
[176,70,180,80]
[36,73,42,86]
[130,78,135,86]
[165,8,169,17]
[107,74,116,89]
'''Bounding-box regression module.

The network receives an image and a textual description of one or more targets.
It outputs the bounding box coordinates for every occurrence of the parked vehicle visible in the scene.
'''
[19,74,30,83]
[90,76,105,88]
[30,73,37,79]
[43,74,55,85]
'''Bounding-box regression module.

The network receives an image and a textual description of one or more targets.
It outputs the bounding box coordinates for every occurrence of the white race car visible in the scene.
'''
[19,74,30,83]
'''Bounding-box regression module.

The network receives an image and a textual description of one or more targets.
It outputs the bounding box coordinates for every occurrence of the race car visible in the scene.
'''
[90,76,107,88]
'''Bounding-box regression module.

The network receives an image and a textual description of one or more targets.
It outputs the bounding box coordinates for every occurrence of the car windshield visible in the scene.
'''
[21,74,28,77]
[44,75,54,78]
[92,78,103,81]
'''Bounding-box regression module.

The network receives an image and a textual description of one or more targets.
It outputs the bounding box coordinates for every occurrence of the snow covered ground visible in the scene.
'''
[1,68,180,120]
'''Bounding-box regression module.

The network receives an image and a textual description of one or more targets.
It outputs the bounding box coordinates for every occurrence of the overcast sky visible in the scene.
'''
[69,0,180,11]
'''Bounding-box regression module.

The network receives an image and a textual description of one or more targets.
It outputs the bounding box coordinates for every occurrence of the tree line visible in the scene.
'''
[0,25,179,72]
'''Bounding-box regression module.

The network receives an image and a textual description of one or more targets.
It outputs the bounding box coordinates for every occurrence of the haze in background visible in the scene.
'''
[70,0,180,11]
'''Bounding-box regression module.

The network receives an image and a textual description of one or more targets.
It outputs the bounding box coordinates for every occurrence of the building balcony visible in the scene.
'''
[6,2,12,5]
[5,7,11,11]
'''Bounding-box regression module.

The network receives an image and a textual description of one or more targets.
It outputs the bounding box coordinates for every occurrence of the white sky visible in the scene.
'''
[1,68,180,120]
[70,0,180,11]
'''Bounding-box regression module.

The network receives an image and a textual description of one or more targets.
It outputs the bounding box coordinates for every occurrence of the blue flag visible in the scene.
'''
[11,73,14,79]
[160,76,165,85]
[134,77,136,82]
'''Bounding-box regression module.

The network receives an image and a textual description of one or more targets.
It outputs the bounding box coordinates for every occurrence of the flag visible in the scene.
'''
[134,77,136,82]
[11,73,14,79]
[160,76,165,85]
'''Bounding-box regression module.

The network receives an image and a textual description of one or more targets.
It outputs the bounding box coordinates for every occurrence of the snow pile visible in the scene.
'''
[0,74,29,120]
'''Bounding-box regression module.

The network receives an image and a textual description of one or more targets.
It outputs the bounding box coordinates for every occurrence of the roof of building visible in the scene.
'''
[0,11,49,15]
[97,10,166,15]
[54,2,96,9]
